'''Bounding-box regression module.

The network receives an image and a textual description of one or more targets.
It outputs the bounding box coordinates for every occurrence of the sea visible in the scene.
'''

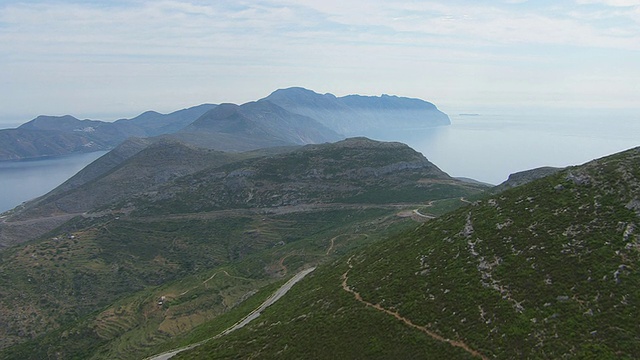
[0,151,107,213]
[372,108,640,185]
[0,108,638,213]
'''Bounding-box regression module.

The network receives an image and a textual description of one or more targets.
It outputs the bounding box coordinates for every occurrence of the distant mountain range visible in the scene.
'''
[263,87,450,135]
[0,88,450,161]
[171,100,342,151]
[0,105,216,161]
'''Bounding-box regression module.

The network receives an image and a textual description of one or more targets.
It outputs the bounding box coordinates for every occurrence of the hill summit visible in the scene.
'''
[174,100,341,151]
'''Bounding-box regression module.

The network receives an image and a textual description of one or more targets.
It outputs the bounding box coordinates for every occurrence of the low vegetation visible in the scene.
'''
[173,147,640,359]
[0,138,487,359]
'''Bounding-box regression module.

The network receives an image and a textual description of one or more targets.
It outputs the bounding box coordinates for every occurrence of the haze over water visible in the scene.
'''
[372,108,640,185]
[1,107,639,212]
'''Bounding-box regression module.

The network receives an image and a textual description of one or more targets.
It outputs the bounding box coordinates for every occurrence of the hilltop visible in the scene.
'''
[125,137,460,216]
[171,101,342,151]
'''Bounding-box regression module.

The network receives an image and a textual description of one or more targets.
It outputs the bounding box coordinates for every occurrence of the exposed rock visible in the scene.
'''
[565,172,591,186]
[493,166,563,193]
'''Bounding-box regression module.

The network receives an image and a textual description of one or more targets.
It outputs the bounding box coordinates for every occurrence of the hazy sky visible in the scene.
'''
[1,0,639,125]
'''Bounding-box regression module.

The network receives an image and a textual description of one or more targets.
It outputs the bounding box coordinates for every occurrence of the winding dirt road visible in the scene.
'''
[341,256,488,360]
[147,267,315,360]
[412,209,435,219]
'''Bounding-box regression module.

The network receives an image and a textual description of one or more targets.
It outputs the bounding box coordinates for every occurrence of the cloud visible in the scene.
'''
[265,0,640,50]
[2,0,639,66]
[1,1,308,61]
[0,0,639,118]
[575,0,639,6]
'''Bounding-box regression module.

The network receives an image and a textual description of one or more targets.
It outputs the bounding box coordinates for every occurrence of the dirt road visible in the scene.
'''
[147,267,315,360]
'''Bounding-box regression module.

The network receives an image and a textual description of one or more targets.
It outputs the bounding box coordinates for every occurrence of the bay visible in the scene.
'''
[0,151,107,213]
[373,108,640,185]
[1,108,638,213]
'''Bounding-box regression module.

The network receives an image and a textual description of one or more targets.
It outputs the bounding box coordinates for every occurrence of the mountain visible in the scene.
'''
[0,138,487,358]
[118,137,474,216]
[262,87,450,136]
[166,145,640,359]
[6,88,635,359]
[0,99,342,247]
[173,101,342,151]
[117,104,216,136]
[0,105,216,161]
[0,87,450,160]
[12,138,640,359]
[0,138,259,248]
[0,137,151,248]
[0,127,108,160]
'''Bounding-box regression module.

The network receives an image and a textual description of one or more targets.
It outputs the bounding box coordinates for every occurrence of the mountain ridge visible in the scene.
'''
[0,105,216,161]
[0,88,450,160]
[262,87,450,136]
[174,100,342,151]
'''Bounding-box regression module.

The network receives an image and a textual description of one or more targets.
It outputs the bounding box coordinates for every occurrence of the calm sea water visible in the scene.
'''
[371,108,640,185]
[0,151,107,213]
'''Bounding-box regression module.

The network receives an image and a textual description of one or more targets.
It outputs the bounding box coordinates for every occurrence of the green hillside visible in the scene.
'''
[171,146,640,359]
[127,137,472,215]
[0,138,486,359]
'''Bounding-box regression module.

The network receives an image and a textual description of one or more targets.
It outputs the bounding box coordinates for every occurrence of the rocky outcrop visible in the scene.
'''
[493,166,563,192]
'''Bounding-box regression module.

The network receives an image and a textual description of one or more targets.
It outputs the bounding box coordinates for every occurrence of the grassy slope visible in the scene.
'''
[175,147,640,359]
[175,255,476,360]
[0,207,418,360]
[0,138,488,359]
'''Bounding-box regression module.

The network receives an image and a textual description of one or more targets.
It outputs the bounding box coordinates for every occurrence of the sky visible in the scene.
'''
[1,0,639,125]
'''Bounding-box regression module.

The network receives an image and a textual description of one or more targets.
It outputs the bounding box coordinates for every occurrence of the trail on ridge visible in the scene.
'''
[341,256,488,360]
